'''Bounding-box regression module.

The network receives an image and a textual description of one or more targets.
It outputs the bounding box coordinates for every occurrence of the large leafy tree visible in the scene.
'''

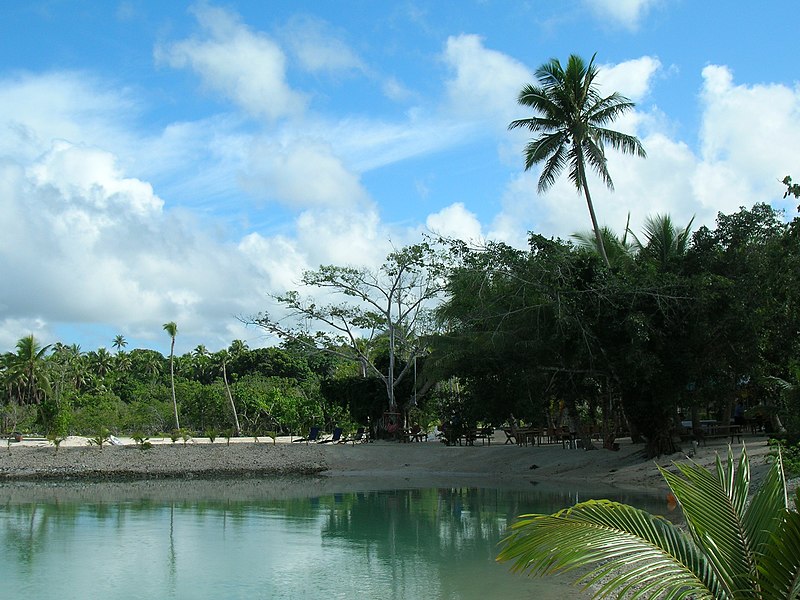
[509,53,646,268]
[162,321,180,430]
[499,447,800,599]
[252,243,445,412]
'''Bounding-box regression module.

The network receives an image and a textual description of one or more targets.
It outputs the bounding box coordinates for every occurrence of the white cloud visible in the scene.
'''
[382,76,415,103]
[584,0,661,30]
[295,206,388,268]
[156,4,307,121]
[0,139,280,353]
[281,15,365,74]
[0,71,138,162]
[697,64,800,200]
[441,34,531,127]
[243,137,371,209]
[597,56,662,102]
[425,203,483,242]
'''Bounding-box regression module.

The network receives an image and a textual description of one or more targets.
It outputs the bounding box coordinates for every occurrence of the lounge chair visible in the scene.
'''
[292,427,321,444]
[349,427,368,444]
[318,427,343,444]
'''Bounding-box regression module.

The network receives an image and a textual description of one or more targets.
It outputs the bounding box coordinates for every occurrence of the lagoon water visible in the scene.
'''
[0,478,669,599]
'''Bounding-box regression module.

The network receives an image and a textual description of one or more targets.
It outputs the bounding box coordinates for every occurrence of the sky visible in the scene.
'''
[0,0,798,357]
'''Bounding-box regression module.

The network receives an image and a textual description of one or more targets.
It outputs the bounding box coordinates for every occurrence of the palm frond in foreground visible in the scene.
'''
[497,446,800,599]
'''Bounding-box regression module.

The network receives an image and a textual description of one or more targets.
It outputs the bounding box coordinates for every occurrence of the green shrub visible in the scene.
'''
[770,438,800,477]
[87,428,111,450]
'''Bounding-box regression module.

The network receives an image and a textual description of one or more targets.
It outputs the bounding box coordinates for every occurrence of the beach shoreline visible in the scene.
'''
[0,433,776,494]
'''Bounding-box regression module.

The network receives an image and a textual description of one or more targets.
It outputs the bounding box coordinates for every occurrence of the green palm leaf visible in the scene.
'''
[499,446,797,599]
[498,499,721,599]
[759,500,800,599]
[659,448,756,596]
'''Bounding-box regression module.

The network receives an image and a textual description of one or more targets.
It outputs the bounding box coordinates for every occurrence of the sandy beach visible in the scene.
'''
[0,432,777,496]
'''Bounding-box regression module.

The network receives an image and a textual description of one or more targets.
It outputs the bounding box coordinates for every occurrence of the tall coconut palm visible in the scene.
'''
[509,53,646,268]
[163,322,180,430]
[498,446,800,599]
[215,349,241,437]
[112,334,127,354]
[5,334,52,405]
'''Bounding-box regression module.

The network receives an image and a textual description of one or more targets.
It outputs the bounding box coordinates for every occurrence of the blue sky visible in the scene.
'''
[0,0,798,356]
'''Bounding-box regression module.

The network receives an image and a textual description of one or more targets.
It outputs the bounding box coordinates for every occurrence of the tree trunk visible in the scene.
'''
[645,428,680,459]
[222,361,241,436]
[577,156,611,268]
[169,339,180,430]
[563,395,597,451]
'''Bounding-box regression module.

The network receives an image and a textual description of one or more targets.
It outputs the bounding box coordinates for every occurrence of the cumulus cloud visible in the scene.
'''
[156,3,307,121]
[696,64,800,208]
[243,137,371,209]
[441,34,531,127]
[425,203,483,243]
[596,56,662,102]
[584,0,661,30]
[0,72,139,161]
[2,143,245,322]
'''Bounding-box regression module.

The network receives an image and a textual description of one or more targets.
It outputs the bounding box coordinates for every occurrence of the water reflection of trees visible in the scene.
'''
[320,488,531,558]
[1,484,670,571]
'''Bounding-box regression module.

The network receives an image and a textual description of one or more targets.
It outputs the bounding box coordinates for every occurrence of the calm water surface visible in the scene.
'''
[0,478,670,599]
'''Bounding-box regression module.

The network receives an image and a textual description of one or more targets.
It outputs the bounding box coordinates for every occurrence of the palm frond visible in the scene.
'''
[581,138,613,189]
[744,448,788,557]
[534,138,568,192]
[759,507,800,600]
[498,499,721,599]
[660,448,756,597]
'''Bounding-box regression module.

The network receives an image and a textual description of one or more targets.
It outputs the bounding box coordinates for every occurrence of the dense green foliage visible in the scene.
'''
[432,203,800,457]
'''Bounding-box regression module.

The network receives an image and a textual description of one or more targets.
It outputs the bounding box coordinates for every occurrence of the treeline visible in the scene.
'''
[2,203,800,457]
[0,335,424,440]
[431,204,800,456]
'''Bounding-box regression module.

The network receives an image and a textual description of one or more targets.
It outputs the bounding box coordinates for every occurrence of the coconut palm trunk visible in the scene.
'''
[163,322,180,430]
[222,360,240,436]
[576,152,610,267]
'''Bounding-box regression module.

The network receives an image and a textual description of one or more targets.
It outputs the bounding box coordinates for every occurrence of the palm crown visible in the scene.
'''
[510,53,646,267]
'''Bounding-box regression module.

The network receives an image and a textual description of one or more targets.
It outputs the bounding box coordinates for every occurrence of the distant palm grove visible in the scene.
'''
[1,201,799,458]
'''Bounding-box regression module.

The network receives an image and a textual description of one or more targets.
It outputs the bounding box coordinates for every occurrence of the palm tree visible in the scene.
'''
[89,347,114,379]
[215,349,241,437]
[5,334,52,405]
[572,220,635,268]
[509,53,646,268]
[498,446,800,599]
[629,213,695,269]
[163,322,180,430]
[112,334,127,354]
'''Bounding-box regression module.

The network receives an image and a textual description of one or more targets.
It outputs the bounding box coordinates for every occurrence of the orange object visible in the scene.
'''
[666,492,678,512]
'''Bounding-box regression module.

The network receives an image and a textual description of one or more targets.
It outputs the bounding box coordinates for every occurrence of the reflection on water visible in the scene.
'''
[0,479,670,600]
